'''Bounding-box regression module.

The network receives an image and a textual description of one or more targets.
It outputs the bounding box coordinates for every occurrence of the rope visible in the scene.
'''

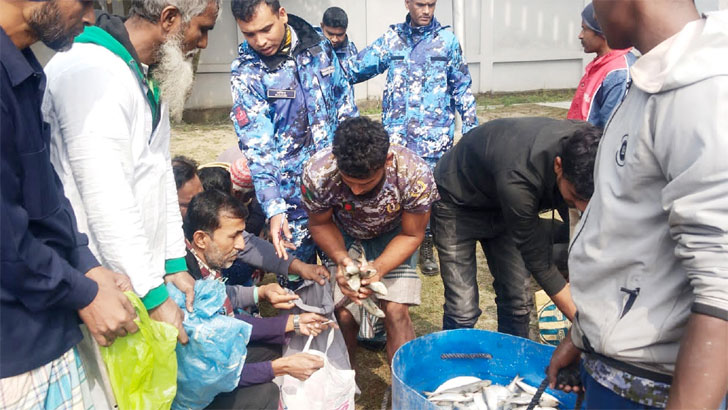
[525,377,550,410]
[439,353,493,359]
[527,367,585,410]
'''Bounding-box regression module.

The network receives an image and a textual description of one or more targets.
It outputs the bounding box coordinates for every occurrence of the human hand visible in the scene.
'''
[149,297,189,344]
[290,259,330,286]
[164,271,195,312]
[336,258,364,305]
[258,283,299,309]
[547,331,583,393]
[79,266,139,347]
[112,272,133,292]
[359,268,384,296]
[349,258,382,299]
[273,353,324,381]
[269,213,293,260]
[282,240,297,251]
[298,313,337,337]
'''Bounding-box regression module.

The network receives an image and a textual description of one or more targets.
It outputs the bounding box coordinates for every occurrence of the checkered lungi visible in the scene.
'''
[0,347,93,410]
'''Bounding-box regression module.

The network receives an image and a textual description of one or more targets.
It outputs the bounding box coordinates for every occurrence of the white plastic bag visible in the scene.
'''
[280,329,356,410]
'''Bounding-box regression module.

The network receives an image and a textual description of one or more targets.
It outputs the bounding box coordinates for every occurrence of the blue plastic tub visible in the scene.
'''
[392,329,579,409]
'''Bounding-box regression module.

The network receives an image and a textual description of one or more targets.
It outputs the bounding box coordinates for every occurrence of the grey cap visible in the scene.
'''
[581,3,603,35]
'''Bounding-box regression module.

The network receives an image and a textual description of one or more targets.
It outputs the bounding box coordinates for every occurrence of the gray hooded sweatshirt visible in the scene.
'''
[569,11,728,377]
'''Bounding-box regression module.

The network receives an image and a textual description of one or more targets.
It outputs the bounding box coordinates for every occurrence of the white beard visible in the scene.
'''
[151,33,198,123]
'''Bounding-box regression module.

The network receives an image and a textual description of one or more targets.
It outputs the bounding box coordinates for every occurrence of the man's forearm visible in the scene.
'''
[371,233,421,278]
[239,232,292,276]
[308,222,349,264]
[548,284,576,322]
[666,312,728,409]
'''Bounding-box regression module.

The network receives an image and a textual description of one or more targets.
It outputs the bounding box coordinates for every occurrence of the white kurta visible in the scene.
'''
[43,42,186,299]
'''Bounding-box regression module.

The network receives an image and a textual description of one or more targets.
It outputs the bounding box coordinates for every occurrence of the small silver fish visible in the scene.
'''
[483,384,510,410]
[506,375,523,394]
[430,376,483,395]
[426,380,492,397]
[361,297,385,318]
[347,275,360,291]
[503,393,533,405]
[427,392,474,403]
[345,264,359,276]
[365,281,388,296]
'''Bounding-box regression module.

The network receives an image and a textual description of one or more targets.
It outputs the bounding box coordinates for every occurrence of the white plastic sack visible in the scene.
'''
[285,279,352,371]
[280,328,356,410]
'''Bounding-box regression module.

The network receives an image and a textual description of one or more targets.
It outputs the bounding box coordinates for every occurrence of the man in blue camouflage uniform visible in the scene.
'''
[229,0,358,284]
[315,7,358,76]
[349,0,478,276]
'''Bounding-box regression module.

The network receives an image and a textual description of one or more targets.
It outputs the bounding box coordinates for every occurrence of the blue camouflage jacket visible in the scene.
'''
[230,15,358,221]
[349,15,478,167]
[314,26,358,66]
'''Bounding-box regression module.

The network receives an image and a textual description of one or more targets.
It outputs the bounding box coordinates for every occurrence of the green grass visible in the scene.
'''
[356,99,385,116]
[476,89,576,107]
[353,89,576,117]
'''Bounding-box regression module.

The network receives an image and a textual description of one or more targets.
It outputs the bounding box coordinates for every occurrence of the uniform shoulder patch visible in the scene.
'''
[234,106,250,127]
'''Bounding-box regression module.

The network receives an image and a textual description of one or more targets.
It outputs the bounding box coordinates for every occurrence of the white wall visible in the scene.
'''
[32,0,726,110]
[188,0,585,108]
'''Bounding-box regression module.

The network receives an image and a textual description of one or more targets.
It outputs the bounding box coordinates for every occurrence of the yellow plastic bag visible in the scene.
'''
[101,292,179,410]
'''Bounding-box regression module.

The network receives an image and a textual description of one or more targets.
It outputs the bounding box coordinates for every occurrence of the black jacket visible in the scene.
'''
[435,117,589,294]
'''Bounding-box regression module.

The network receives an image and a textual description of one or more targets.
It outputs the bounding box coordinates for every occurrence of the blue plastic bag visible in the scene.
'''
[168,280,252,410]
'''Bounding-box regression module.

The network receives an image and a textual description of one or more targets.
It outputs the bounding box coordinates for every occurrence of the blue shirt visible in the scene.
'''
[1,27,100,377]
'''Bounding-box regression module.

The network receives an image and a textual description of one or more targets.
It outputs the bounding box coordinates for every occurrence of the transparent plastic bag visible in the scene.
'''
[168,280,252,410]
[100,291,178,410]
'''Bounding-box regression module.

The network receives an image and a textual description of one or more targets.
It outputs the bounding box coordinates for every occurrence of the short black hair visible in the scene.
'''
[561,124,602,200]
[172,155,198,190]
[231,0,280,22]
[198,167,232,194]
[183,190,249,241]
[333,117,390,179]
[322,7,348,29]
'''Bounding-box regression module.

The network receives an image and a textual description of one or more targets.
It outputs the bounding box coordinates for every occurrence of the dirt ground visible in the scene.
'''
[170,102,569,410]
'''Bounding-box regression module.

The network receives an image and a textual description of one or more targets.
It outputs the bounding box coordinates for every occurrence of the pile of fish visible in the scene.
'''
[344,259,387,318]
[423,375,561,410]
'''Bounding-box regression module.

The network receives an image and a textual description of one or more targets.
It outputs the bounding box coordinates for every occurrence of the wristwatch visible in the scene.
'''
[293,314,302,335]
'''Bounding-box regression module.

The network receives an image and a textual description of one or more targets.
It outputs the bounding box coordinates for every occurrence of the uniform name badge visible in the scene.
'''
[320,66,335,76]
[267,89,296,99]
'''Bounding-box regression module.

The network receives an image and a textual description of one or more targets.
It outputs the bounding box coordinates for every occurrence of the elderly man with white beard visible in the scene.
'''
[42,0,219,354]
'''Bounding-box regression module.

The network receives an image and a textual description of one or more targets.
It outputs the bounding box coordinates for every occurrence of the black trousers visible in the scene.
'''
[432,200,567,338]
[206,343,282,410]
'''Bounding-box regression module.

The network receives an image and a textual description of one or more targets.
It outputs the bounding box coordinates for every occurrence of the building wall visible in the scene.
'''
[32,0,726,110]
[189,0,587,109]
